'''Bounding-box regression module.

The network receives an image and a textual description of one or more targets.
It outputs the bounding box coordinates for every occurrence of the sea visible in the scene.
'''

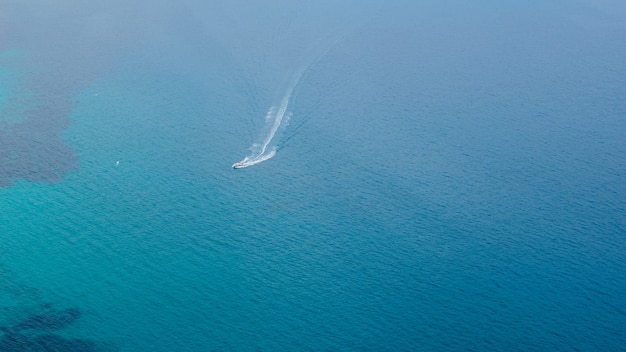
[1,0,625,351]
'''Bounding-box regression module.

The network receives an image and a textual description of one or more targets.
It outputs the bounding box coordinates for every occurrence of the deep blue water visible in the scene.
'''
[1,1,625,351]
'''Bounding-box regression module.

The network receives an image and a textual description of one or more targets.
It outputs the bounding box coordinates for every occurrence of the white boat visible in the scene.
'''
[232,162,247,169]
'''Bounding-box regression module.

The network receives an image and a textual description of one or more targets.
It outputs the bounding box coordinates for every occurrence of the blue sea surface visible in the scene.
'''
[1,1,626,351]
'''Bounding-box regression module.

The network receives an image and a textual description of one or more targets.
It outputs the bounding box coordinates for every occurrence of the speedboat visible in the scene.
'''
[232,162,247,169]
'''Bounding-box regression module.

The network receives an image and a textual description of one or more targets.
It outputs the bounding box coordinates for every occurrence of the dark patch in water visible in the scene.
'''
[0,2,119,188]
[13,308,81,332]
[0,305,114,352]
[0,332,95,352]
[0,106,78,187]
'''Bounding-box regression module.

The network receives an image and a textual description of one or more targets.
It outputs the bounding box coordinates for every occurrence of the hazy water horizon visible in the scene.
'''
[1,1,625,350]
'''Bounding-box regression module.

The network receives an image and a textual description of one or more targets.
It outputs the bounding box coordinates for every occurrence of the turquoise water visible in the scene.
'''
[0,68,8,109]
[1,1,626,351]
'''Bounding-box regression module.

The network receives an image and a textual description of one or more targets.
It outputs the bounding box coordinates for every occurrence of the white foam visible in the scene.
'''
[232,71,302,169]
[233,31,348,169]
[232,149,276,168]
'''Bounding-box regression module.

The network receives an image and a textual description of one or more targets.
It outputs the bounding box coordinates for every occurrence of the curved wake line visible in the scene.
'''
[232,30,351,169]
[232,70,302,169]
[232,149,276,169]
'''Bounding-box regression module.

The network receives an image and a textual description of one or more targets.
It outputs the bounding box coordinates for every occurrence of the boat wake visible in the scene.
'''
[232,29,356,169]
[232,66,303,169]
[231,149,276,169]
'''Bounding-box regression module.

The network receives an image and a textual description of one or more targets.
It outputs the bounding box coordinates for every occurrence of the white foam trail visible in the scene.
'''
[233,31,349,169]
[232,149,276,169]
[264,107,275,121]
[260,79,298,155]
[232,71,302,169]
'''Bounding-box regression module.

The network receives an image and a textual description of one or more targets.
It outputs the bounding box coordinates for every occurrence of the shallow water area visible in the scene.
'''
[1,1,626,351]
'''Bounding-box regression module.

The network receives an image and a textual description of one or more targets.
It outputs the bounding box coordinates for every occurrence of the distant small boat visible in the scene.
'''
[232,162,246,169]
